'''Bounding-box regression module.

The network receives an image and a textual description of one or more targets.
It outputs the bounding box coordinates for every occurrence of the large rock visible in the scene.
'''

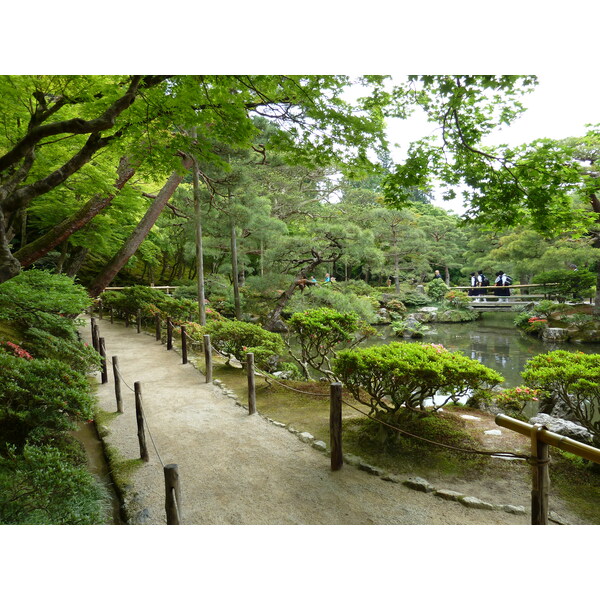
[529,413,593,444]
[411,307,437,323]
[375,307,392,324]
[541,327,570,342]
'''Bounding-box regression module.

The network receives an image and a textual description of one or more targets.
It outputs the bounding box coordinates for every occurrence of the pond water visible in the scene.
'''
[369,311,600,389]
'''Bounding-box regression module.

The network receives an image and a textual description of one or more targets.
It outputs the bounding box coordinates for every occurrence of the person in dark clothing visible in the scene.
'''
[494,270,511,301]
[433,270,442,279]
[477,270,489,301]
[468,272,477,297]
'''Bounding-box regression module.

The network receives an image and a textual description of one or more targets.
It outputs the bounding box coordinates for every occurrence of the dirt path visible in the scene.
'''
[81,315,568,525]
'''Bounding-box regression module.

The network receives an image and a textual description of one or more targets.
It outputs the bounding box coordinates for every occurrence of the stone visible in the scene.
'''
[529,413,593,444]
[358,463,383,476]
[375,308,392,324]
[460,414,481,421]
[459,496,495,510]
[268,318,289,333]
[298,432,314,443]
[343,453,362,466]
[541,327,570,342]
[272,421,286,428]
[381,474,402,483]
[402,476,435,493]
[271,371,293,380]
[549,511,570,525]
[312,440,327,451]
[484,429,503,436]
[502,504,526,515]
[434,489,464,502]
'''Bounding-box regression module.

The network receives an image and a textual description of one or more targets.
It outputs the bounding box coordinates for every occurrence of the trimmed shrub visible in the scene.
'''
[334,342,503,418]
[198,320,285,371]
[426,278,449,303]
[521,350,600,445]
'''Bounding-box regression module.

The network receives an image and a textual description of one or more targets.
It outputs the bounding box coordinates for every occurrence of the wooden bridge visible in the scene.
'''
[451,283,562,311]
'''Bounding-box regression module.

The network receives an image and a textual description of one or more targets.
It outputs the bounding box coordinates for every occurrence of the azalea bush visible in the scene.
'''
[0,444,108,524]
[494,386,541,418]
[521,350,600,445]
[443,289,471,309]
[286,307,375,380]
[334,342,503,420]
[194,320,285,371]
[0,353,94,450]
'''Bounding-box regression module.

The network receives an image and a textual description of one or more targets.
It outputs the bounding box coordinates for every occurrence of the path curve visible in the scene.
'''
[81,316,531,525]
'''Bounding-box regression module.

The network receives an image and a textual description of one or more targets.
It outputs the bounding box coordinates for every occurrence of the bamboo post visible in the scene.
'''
[99,337,108,384]
[136,309,142,334]
[164,463,181,525]
[531,424,550,525]
[90,317,97,351]
[112,356,123,413]
[181,326,188,364]
[247,353,256,415]
[167,317,173,350]
[99,300,103,320]
[110,307,114,324]
[155,315,161,341]
[330,382,343,471]
[134,382,150,462]
[203,334,213,383]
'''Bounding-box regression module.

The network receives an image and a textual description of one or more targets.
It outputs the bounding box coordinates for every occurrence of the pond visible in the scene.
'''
[370,311,600,389]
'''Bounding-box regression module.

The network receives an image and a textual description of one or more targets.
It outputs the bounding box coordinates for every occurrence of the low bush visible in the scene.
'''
[521,350,600,445]
[0,353,94,450]
[532,269,595,301]
[426,278,449,303]
[198,320,285,371]
[0,444,108,524]
[334,342,503,419]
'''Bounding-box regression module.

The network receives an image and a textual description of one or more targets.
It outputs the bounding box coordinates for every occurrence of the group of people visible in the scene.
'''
[468,270,513,302]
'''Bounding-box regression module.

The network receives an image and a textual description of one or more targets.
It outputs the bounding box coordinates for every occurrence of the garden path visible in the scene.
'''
[81,315,535,525]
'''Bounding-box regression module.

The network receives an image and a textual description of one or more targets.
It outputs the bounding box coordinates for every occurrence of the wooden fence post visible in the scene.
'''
[99,337,108,384]
[155,315,161,341]
[112,356,123,413]
[164,463,181,525]
[247,353,256,415]
[92,323,100,354]
[136,309,142,334]
[181,326,188,365]
[99,300,103,320]
[90,318,97,351]
[167,317,173,350]
[134,382,149,462]
[531,424,550,525]
[203,334,213,383]
[330,382,343,471]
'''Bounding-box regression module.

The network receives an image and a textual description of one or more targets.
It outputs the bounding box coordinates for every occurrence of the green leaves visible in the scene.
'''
[334,342,503,415]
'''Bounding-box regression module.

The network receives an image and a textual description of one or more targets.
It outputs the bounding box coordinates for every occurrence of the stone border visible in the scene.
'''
[209,378,564,521]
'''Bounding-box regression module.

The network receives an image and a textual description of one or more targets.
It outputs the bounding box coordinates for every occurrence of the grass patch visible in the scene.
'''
[550,450,600,524]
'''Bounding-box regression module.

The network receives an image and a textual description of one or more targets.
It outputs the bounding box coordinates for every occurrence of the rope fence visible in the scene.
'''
[90,316,182,524]
[92,303,600,525]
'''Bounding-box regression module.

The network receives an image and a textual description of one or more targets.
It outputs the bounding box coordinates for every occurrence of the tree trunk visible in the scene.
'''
[264,253,324,331]
[64,245,89,277]
[444,265,450,286]
[230,216,242,320]
[88,155,193,297]
[192,144,207,326]
[14,156,137,269]
[0,209,21,283]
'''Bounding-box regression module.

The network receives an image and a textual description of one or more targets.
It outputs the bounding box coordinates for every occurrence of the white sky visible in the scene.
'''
[386,74,600,213]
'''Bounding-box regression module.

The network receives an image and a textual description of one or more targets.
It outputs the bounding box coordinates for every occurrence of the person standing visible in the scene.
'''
[495,271,512,302]
[477,270,489,302]
[468,272,478,300]
[433,269,442,279]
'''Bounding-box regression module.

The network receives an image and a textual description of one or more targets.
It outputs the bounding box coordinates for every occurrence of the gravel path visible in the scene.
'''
[81,316,533,525]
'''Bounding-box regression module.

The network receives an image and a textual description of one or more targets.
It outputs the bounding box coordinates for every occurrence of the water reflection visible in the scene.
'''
[370,312,600,388]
